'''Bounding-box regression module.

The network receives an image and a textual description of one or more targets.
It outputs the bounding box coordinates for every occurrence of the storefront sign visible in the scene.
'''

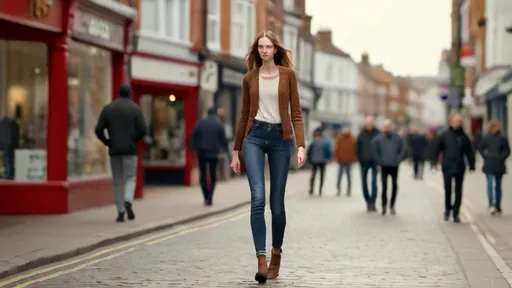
[0,0,64,32]
[72,9,124,51]
[131,55,199,86]
[200,60,218,92]
[14,149,47,181]
[222,68,244,86]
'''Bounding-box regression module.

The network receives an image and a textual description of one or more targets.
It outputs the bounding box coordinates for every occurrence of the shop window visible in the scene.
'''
[67,41,112,179]
[140,95,186,166]
[0,41,48,181]
[217,89,233,139]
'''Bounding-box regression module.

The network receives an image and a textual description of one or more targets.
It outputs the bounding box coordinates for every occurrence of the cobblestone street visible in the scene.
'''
[3,165,510,287]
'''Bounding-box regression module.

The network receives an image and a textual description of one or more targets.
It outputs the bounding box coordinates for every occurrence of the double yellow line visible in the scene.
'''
[0,208,252,288]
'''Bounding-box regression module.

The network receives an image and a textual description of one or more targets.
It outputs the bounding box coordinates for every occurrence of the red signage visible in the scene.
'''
[0,0,64,32]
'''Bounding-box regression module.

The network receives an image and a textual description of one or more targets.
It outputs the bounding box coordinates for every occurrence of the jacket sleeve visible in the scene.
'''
[501,136,511,161]
[355,135,362,160]
[134,109,148,142]
[233,76,250,151]
[478,135,487,159]
[463,135,475,170]
[431,134,444,163]
[371,136,381,164]
[397,137,407,162]
[289,70,305,148]
[95,107,110,146]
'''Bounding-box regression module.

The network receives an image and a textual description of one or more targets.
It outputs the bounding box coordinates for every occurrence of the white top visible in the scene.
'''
[255,76,281,124]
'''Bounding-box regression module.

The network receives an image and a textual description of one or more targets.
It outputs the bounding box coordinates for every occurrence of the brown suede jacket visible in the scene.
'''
[233,66,305,151]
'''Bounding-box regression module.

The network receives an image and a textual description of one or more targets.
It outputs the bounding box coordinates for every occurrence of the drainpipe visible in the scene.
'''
[127,0,136,85]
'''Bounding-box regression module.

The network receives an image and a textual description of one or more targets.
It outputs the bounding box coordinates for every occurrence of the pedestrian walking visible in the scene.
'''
[478,120,510,215]
[410,127,429,179]
[432,114,475,223]
[356,116,380,212]
[229,30,305,284]
[306,127,332,196]
[426,127,439,170]
[95,84,147,223]
[334,127,357,196]
[372,120,406,216]
[190,107,229,206]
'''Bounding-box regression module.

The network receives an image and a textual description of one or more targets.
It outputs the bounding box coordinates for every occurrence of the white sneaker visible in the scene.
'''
[489,206,497,215]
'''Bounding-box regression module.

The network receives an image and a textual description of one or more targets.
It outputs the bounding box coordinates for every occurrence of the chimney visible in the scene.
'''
[316,29,332,43]
[361,53,369,64]
[302,15,312,32]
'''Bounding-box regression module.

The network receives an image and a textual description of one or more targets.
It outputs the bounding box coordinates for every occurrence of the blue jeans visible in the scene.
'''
[486,173,503,210]
[336,162,352,195]
[360,161,378,205]
[242,120,292,256]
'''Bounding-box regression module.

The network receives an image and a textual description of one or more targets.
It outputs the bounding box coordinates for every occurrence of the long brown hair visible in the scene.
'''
[246,30,293,71]
[488,120,501,134]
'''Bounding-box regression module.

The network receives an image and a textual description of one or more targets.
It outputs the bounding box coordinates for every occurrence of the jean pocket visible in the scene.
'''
[251,123,263,132]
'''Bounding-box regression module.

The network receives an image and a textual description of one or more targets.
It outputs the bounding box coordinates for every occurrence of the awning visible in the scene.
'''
[474,66,511,98]
[485,69,512,103]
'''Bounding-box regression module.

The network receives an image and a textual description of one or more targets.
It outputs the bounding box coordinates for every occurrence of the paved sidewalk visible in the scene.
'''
[0,169,311,279]
[11,164,508,287]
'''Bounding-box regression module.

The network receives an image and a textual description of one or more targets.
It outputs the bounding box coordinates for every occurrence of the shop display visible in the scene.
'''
[67,41,111,178]
[141,95,186,166]
[0,41,48,181]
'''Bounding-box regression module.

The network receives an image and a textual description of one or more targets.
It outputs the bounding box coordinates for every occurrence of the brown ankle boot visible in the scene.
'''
[254,255,268,283]
[267,249,282,279]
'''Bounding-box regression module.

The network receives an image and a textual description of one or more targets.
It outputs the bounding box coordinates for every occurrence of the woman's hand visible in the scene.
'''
[297,147,305,167]
[230,151,241,175]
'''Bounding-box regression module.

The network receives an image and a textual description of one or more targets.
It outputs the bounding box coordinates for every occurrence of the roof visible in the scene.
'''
[371,65,394,84]
[357,63,380,83]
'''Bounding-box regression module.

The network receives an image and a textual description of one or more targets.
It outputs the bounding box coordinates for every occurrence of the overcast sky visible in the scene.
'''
[306,0,451,77]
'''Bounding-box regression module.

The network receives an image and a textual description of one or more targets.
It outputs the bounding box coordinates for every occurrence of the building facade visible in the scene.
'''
[313,30,359,136]
[357,53,384,128]
[0,0,137,214]
[421,85,447,128]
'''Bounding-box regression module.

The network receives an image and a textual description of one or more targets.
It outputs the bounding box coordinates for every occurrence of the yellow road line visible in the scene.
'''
[3,196,291,287]
[0,207,249,287]
[12,247,136,288]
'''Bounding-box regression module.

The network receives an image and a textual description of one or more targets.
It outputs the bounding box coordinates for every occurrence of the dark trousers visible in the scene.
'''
[412,156,424,178]
[198,156,218,204]
[443,171,464,217]
[381,166,399,208]
[310,163,326,195]
[360,161,378,205]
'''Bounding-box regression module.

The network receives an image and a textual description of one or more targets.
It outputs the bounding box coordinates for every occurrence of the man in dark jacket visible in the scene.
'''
[372,120,406,215]
[356,116,380,212]
[190,107,228,206]
[410,126,429,179]
[95,84,147,222]
[433,114,475,223]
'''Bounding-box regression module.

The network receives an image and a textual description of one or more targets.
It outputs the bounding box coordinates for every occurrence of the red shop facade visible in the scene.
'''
[0,0,138,214]
[130,52,200,187]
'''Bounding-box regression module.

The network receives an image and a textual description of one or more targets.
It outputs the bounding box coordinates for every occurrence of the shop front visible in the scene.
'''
[299,82,314,144]
[131,54,200,187]
[485,69,512,136]
[0,0,136,215]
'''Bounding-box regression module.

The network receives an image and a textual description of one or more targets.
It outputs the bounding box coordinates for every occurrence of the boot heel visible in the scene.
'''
[255,255,267,283]
[267,249,282,279]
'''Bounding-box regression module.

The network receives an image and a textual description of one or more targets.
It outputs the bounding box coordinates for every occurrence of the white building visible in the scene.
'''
[313,31,359,136]
[407,88,422,127]
[420,85,447,128]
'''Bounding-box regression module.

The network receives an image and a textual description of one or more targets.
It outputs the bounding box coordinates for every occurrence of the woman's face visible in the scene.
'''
[257,37,276,62]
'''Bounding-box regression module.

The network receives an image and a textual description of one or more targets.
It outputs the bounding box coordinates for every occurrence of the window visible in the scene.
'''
[140,0,190,44]
[282,25,298,64]
[0,41,48,181]
[207,0,221,50]
[140,95,186,166]
[390,102,399,112]
[299,40,312,80]
[283,0,294,10]
[326,63,333,81]
[231,0,255,56]
[68,41,111,179]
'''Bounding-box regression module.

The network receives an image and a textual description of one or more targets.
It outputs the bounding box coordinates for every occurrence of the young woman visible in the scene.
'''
[230,30,305,284]
[478,120,510,215]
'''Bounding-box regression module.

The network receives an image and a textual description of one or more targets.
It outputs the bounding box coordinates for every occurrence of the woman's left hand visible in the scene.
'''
[297,147,305,167]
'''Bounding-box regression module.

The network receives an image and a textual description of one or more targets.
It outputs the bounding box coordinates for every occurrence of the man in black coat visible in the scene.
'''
[433,114,475,223]
[410,126,429,179]
[190,107,229,206]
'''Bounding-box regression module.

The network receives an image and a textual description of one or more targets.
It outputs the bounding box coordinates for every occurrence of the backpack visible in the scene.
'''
[0,117,12,151]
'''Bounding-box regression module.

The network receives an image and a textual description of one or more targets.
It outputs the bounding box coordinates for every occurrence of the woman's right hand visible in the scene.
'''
[230,152,241,175]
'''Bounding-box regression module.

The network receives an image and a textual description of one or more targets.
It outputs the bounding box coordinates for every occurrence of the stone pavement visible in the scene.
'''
[423,162,512,280]
[6,165,510,287]
[0,169,310,280]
